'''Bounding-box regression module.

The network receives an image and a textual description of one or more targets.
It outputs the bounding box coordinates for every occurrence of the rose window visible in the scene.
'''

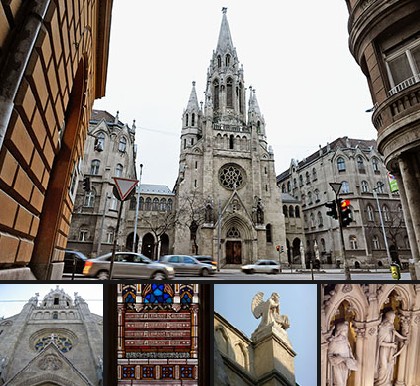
[219,164,245,190]
[34,334,73,353]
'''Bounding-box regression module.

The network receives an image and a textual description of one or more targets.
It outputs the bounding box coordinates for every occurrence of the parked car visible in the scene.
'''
[159,255,216,276]
[64,250,88,274]
[194,255,217,267]
[241,260,281,274]
[83,252,175,280]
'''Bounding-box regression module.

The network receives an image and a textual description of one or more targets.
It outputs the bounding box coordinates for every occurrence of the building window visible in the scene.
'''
[229,135,234,149]
[312,168,317,181]
[341,181,350,194]
[321,238,326,252]
[308,192,313,204]
[386,38,420,95]
[361,180,369,193]
[304,214,308,228]
[129,195,137,210]
[305,171,310,184]
[373,235,380,250]
[367,205,375,221]
[191,113,195,126]
[226,78,233,108]
[118,137,127,152]
[310,213,315,228]
[301,194,306,206]
[287,181,291,192]
[372,157,380,173]
[106,227,114,243]
[115,164,123,177]
[357,156,366,174]
[283,205,288,217]
[293,178,297,188]
[167,199,173,212]
[265,224,272,243]
[213,79,219,110]
[281,184,286,193]
[110,195,118,211]
[145,197,151,211]
[79,229,88,241]
[90,160,100,175]
[295,206,300,218]
[377,182,385,193]
[299,175,303,186]
[185,113,189,126]
[289,205,294,218]
[153,198,159,211]
[84,189,95,207]
[225,54,231,66]
[349,235,358,250]
[96,132,105,150]
[314,189,320,202]
[382,205,391,221]
[160,198,167,211]
[337,157,346,172]
[317,211,323,227]
[217,55,221,68]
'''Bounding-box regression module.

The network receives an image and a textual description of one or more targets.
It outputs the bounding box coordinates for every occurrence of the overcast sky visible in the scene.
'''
[0,284,103,318]
[94,0,377,187]
[214,284,317,386]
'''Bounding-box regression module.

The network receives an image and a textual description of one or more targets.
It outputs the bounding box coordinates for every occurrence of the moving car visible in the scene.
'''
[64,250,88,274]
[83,252,175,280]
[194,255,218,267]
[159,255,216,276]
[241,260,281,274]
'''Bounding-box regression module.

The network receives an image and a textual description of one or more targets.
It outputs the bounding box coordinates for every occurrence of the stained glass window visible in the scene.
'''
[117,284,199,385]
[34,334,73,353]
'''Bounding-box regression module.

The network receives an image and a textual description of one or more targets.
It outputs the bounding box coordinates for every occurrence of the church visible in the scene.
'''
[0,286,103,386]
[173,8,285,265]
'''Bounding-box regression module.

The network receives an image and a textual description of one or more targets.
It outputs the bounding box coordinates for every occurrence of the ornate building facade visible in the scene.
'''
[0,0,113,279]
[277,137,410,269]
[67,110,137,257]
[343,0,420,278]
[321,284,420,386]
[0,286,103,386]
[173,8,285,265]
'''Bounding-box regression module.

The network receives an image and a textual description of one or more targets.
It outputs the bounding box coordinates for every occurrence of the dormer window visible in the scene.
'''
[54,297,59,305]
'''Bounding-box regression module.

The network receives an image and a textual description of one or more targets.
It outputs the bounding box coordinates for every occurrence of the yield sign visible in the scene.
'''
[113,177,139,201]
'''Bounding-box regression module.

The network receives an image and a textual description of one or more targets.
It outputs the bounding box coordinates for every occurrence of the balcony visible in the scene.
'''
[389,74,420,96]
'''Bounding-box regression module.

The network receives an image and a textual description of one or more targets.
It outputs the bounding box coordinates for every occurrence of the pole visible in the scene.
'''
[217,200,221,272]
[132,164,143,252]
[373,184,392,265]
[109,202,124,280]
[97,194,110,256]
[337,199,351,280]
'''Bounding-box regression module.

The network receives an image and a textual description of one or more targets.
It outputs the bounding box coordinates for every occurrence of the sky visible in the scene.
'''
[0,284,103,318]
[214,284,317,386]
[93,0,377,188]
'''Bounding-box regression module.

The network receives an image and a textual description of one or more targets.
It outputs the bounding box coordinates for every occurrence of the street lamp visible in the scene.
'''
[132,164,143,252]
[329,182,351,280]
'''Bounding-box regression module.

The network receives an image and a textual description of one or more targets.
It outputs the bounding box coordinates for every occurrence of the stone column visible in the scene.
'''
[251,324,296,386]
[353,322,366,386]
[404,311,420,386]
[395,312,411,386]
[361,321,380,386]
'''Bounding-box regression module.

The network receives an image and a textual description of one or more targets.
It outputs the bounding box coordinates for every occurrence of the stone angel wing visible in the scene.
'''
[251,292,265,319]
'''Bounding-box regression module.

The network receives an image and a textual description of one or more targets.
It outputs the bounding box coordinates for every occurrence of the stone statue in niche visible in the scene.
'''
[205,197,214,223]
[252,196,264,224]
[374,310,408,386]
[251,292,290,330]
[328,321,358,386]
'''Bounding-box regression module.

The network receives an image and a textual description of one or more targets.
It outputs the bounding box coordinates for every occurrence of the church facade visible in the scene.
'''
[173,9,285,265]
[0,286,103,386]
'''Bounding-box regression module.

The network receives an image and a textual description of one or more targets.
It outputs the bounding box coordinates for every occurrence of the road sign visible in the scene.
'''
[113,177,138,201]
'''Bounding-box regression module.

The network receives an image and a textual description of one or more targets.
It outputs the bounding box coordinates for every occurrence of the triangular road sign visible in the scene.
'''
[113,177,138,201]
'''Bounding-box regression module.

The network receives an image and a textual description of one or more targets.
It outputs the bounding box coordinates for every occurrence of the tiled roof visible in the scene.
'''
[90,109,124,126]
[138,184,174,196]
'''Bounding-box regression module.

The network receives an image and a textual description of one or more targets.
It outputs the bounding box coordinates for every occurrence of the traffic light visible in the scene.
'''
[83,177,91,191]
[339,199,353,227]
[325,200,338,219]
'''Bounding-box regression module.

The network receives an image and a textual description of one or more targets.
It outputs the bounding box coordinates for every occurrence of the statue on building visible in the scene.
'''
[375,310,407,386]
[252,196,264,224]
[205,196,214,223]
[328,321,358,386]
[251,292,290,331]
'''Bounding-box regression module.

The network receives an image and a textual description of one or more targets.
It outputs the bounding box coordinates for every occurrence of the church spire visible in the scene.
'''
[186,81,200,112]
[216,7,235,55]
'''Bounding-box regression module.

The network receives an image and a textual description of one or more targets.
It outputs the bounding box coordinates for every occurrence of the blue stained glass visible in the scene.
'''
[144,284,173,303]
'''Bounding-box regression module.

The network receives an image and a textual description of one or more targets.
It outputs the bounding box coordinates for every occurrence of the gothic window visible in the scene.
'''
[299,175,303,186]
[288,205,294,218]
[129,196,137,210]
[106,228,114,243]
[301,194,306,206]
[305,171,310,184]
[295,206,300,218]
[341,181,350,194]
[145,197,152,211]
[79,228,88,241]
[227,226,241,238]
[373,235,380,249]
[225,54,231,66]
[213,79,219,110]
[219,164,245,190]
[217,55,221,67]
[361,180,369,193]
[167,199,173,212]
[229,134,234,149]
[53,311,58,319]
[152,198,159,211]
[191,113,195,126]
[160,198,167,211]
[337,157,346,172]
[321,238,326,252]
[382,205,391,221]
[308,192,313,204]
[118,137,127,152]
[372,157,380,173]
[34,334,73,353]
[367,205,375,221]
[115,164,123,177]
[287,181,291,192]
[314,189,320,202]
[310,213,315,228]
[139,197,144,210]
[265,224,272,243]
[90,159,100,175]
[357,156,366,173]
[191,138,194,146]
[117,284,200,382]
[349,235,358,249]
[377,181,385,193]
[317,211,323,227]
[281,184,286,193]
[283,205,288,217]
[293,178,297,188]
[238,83,243,113]
[312,168,317,181]
[385,38,420,95]
[110,194,118,211]
[303,214,308,228]
[96,132,105,150]
[84,189,95,207]
[226,78,233,108]
[185,113,189,126]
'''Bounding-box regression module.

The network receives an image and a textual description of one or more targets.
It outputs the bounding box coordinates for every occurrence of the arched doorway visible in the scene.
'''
[286,239,291,263]
[160,233,169,256]
[292,238,301,264]
[126,232,138,252]
[225,226,242,264]
[141,233,155,259]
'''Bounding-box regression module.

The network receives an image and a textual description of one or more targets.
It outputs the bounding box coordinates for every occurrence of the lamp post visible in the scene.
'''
[132,164,143,252]
[372,182,392,266]
[329,182,351,280]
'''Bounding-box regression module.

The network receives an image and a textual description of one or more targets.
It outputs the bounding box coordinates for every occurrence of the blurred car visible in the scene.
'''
[194,255,217,267]
[241,260,281,274]
[64,250,88,274]
[159,255,216,276]
[83,252,175,280]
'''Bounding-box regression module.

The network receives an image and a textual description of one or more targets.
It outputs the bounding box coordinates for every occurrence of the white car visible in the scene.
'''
[242,260,281,274]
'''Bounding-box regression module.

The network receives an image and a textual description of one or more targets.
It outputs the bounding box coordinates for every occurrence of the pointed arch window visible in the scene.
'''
[229,135,234,149]
[227,227,241,238]
[145,197,152,211]
[191,113,195,126]
[372,157,380,173]
[90,159,100,175]
[382,205,391,221]
[289,205,294,218]
[265,224,272,243]
[217,55,221,68]
[84,188,96,207]
[153,198,159,211]
[317,211,323,227]
[312,168,317,181]
[366,205,375,221]
[299,175,303,186]
[361,180,369,193]
[373,235,380,249]
[225,54,231,66]
[295,206,300,218]
[349,235,358,249]
[283,205,288,217]
[305,171,310,184]
[118,136,127,152]
[239,83,243,113]
[341,181,350,194]
[376,181,385,193]
[185,113,189,126]
[167,198,173,212]
[357,156,366,173]
[139,197,144,211]
[213,79,219,110]
[226,78,233,109]
[96,132,105,150]
[160,198,167,211]
[115,164,123,177]
[337,157,346,172]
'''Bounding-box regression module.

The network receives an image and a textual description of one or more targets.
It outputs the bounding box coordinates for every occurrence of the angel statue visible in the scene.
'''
[251,292,290,331]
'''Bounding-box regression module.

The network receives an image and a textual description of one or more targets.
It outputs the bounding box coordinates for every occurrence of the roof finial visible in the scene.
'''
[222,7,227,14]
[192,81,196,87]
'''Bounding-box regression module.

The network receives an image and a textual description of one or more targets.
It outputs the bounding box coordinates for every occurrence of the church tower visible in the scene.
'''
[174,8,285,265]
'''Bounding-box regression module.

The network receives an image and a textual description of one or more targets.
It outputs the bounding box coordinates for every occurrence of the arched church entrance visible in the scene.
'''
[160,233,169,256]
[141,233,155,259]
[292,238,301,263]
[126,232,138,252]
[225,226,242,264]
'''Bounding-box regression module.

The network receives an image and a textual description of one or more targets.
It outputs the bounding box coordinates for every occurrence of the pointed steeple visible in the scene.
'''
[186,81,200,112]
[248,87,261,116]
[216,8,235,55]
[248,86,266,141]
